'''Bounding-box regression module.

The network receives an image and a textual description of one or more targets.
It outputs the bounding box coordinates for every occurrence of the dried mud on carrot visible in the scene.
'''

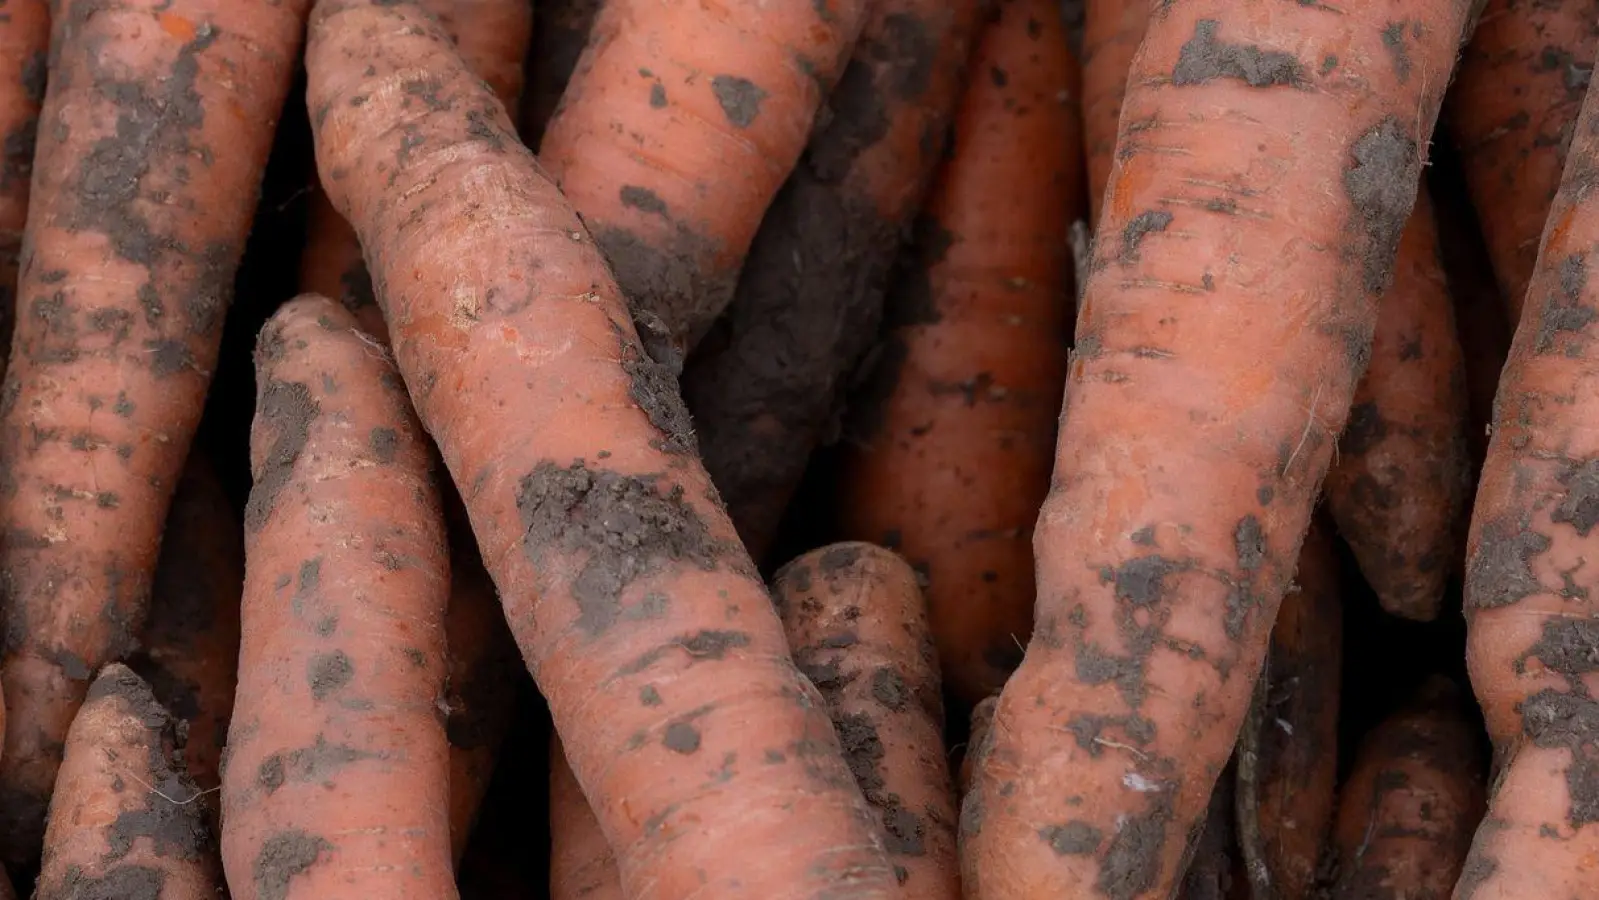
[37,664,221,900]
[0,0,309,863]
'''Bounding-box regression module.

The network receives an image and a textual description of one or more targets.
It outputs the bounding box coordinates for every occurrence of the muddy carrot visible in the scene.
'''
[1326,678,1483,898]
[836,0,1079,710]
[549,736,623,900]
[1082,0,1149,220]
[538,0,871,365]
[1234,519,1341,900]
[36,664,221,900]
[678,0,983,563]
[1460,47,1599,899]
[1445,0,1598,320]
[960,3,1479,896]
[522,0,601,148]
[219,295,454,899]
[127,449,244,820]
[298,0,532,341]
[307,2,898,896]
[774,542,960,896]
[0,0,308,861]
[960,695,997,797]
[0,0,47,377]
[1177,766,1238,900]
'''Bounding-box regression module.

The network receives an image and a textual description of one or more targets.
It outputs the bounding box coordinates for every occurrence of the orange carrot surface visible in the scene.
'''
[0,0,48,377]
[549,736,623,900]
[1082,0,1150,221]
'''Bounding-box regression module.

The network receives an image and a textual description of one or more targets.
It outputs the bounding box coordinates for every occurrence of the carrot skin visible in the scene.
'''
[1327,679,1483,898]
[549,736,624,900]
[37,664,221,900]
[127,450,244,827]
[522,0,602,149]
[306,2,898,896]
[1459,30,1599,897]
[0,0,308,862]
[538,0,872,362]
[1175,766,1238,900]
[959,695,997,798]
[678,0,983,562]
[773,543,961,898]
[220,296,455,900]
[1082,0,1149,222]
[960,3,1479,897]
[0,0,48,379]
[837,0,1079,709]
[1445,0,1599,320]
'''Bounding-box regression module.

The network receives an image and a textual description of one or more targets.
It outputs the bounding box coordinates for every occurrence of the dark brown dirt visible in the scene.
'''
[1344,116,1422,296]
[1172,20,1306,87]
[253,829,332,900]
[306,650,353,702]
[710,75,766,128]
[256,735,378,794]
[1521,689,1599,825]
[46,864,165,900]
[1465,515,1551,609]
[242,378,317,533]
[1535,254,1596,352]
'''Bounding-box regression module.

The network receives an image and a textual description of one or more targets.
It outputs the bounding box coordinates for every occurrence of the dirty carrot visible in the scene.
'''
[836,0,1079,710]
[678,0,983,563]
[537,0,871,364]
[298,0,532,341]
[127,450,244,820]
[1176,765,1238,900]
[549,736,623,900]
[522,0,601,148]
[37,664,221,900]
[1234,519,1341,900]
[0,0,47,377]
[1445,0,1599,319]
[959,695,997,797]
[219,295,454,900]
[1326,678,1483,899]
[1460,50,1599,899]
[959,3,1479,896]
[306,2,898,896]
[0,0,309,861]
[1081,0,1150,220]
[774,542,960,897]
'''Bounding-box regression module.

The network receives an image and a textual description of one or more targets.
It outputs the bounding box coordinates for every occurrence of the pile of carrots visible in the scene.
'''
[0,0,1593,896]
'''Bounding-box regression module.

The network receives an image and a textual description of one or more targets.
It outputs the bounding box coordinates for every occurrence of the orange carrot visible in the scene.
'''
[1177,766,1238,900]
[1445,0,1599,320]
[960,695,998,797]
[523,0,602,148]
[837,0,1079,710]
[220,295,453,899]
[1326,678,1483,899]
[1460,45,1599,899]
[37,664,221,900]
[677,0,983,563]
[0,0,308,861]
[0,0,47,377]
[1233,520,1341,899]
[773,543,960,896]
[538,0,871,364]
[1082,0,1149,220]
[127,450,243,823]
[960,3,1479,896]
[298,0,532,341]
[306,2,898,895]
[549,736,623,900]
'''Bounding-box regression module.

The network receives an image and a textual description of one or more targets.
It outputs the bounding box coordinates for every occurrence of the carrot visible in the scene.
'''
[537,0,872,365]
[959,2,1480,895]
[306,2,898,895]
[1082,0,1149,220]
[298,0,532,342]
[773,542,960,896]
[1176,765,1238,900]
[1460,49,1599,899]
[127,450,243,824]
[959,695,997,797]
[219,295,453,899]
[1325,678,1483,898]
[1233,519,1341,899]
[0,0,48,378]
[549,736,623,900]
[37,664,221,900]
[522,0,602,148]
[836,0,1079,710]
[677,0,983,563]
[0,0,309,861]
[1445,0,1599,320]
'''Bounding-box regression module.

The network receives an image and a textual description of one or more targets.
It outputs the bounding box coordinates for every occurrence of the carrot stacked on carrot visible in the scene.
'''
[0,0,47,377]
[773,543,960,896]
[549,737,623,900]
[37,665,221,900]
[128,451,244,814]
[1446,0,1599,319]
[0,0,309,861]
[837,0,1079,710]
[523,0,602,147]
[1234,520,1341,899]
[220,295,455,900]
[1459,50,1599,899]
[1327,679,1483,898]
[1082,0,1150,220]
[306,2,897,895]
[678,0,982,563]
[960,2,1478,896]
[538,0,871,364]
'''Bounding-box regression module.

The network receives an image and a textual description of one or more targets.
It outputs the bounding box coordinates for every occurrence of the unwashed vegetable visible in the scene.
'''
[548,737,622,900]
[0,0,47,377]
[1081,0,1149,219]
